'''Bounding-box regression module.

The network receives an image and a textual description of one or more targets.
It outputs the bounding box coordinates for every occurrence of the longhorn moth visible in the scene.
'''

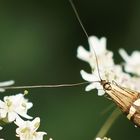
[69,0,140,128]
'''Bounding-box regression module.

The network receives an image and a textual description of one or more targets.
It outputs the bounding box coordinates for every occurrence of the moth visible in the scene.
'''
[69,0,140,128]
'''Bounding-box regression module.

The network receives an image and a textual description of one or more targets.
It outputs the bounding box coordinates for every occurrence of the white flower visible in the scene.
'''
[0,80,14,92]
[77,36,114,69]
[119,48,140,76]
[80,63,132,96]
[0,94,33,122]
[78,36,135,96]
[15,117,47,140]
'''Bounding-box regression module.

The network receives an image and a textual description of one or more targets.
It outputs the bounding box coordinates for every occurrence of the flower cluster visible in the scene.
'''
[0,81,46,140]
[77,36,140,96]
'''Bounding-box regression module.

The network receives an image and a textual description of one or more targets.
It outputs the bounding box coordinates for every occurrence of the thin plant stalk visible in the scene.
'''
[94,108,121,139]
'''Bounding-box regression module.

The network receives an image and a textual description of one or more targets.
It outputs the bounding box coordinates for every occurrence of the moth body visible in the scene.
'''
[101,80,140,127]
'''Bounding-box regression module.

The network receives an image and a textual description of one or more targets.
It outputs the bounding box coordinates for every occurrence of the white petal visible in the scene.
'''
[95,138,102,140]
[89,36,100,49]
[119,48,129,62]
[94,82,103,89]
[0,109,7,118]
[3,96,9,102]
[100,37,107,48]
[0,100,5,108]
[26,102,33,109]
[32,117,40,131]
[85,82,103,92]
[0,88,5,92]
[14,94,23,100]
[85,83,96,91]
[0,126,2,130]
[131,51,140,61]
[0,80,14,87]
[88,36,106,54]
[80,70,98,82]
[77,46,90,62]
[18,113,33,119]
[14,116,25,127]
[97,90,105,96]
[35,132,47,140]
[8,112,17,122]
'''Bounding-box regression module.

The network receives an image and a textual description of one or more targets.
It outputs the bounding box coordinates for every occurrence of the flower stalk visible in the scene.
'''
[95,108,120,139]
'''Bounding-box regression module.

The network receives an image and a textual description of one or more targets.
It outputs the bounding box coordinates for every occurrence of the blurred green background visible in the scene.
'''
[0,0,140,140]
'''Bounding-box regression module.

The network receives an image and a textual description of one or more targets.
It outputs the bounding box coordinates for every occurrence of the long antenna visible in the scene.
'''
[3,1,102,92]
[4,82,89,90]
[69,0,102,81]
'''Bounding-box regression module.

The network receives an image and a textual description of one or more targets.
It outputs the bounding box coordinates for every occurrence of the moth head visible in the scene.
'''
[101,80,112,91]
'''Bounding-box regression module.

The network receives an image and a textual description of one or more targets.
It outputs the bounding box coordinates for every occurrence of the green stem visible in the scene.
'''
[94,108,121,139]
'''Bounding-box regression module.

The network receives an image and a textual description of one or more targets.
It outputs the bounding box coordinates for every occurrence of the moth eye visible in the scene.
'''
[103,82,112,90]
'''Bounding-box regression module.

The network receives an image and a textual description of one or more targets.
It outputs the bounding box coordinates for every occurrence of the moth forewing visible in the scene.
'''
[102,80,140,127]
